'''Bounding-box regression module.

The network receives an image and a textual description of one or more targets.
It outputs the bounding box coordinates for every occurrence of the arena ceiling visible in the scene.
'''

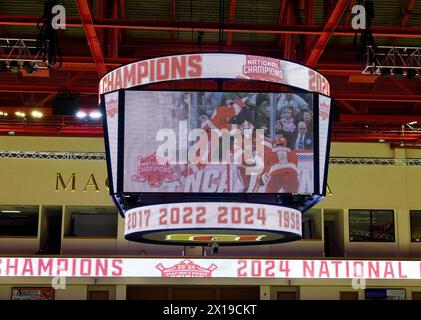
[0,0,421,144]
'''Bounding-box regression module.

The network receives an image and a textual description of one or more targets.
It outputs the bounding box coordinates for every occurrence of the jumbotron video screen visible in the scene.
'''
[119,90,315,195]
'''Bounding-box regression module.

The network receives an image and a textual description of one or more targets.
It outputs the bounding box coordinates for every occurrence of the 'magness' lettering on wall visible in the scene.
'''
[55,173,109,192]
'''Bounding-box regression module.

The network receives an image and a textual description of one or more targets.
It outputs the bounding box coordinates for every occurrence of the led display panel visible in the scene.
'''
[122,91,315,194]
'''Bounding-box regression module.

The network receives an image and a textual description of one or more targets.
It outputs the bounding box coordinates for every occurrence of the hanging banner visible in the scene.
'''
[124,202,302,244]
[0,257,419,279]
[99,53,330,98]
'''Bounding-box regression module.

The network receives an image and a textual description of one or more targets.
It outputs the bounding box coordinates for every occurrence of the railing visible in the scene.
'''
[1,151,421,166]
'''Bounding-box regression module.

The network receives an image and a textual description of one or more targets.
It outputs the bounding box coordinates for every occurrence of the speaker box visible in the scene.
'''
[52,95,78,116]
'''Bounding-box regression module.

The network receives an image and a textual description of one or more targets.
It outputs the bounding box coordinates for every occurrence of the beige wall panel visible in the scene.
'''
[54,285,87,300]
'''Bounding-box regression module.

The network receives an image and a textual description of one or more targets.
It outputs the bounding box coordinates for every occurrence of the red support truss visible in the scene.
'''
[2,16,421,38]
[306,0,351,67]
[226,0,237,46]
[76,0,107,76]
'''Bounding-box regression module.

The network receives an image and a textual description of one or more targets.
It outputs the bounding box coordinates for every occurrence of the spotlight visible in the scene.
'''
[31,110,43,118]
[407,69,417,79]
[380,68,391,77]
[408,121,418,125]
[15,111,25,117]
[22,61,36,74]
[0,112,3,116]
[76,111,87,119]
[4,113,8,116]
[394,68,403,80]
[0,61,7,72]
[89,111,102,119]
[9,61,20,74]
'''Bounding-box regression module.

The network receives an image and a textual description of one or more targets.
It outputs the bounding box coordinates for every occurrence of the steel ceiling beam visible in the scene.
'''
[305,0,315,53]
[95,0,105,49]
[283,2,296,60]
[340,114,421,123]
[331,134,421,142]
[3,16,421,38]
[336,100,359,114]
[334,93,421,103]
[342,0,356,26]
[306,0,350,67]
[170,0,176,40]
[401,0,417,28]
[277,0,288,48]
[0,84,97,94]
[75,0,107,76]
[388,0,417,45]
[226,0,237,46]
[109,0,120,59]
[277,0,288,24]
[35,74,83,107]
[35,93,57,107]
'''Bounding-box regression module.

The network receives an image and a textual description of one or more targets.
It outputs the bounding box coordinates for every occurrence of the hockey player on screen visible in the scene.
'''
[199,94,250,167]
[230,108,299,193]
[230,107,270,193]
[263,134,299,193]
[201,94,246,133]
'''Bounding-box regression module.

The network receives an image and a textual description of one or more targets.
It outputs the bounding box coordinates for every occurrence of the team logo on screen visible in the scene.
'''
[105,99,118,118]
[131,153,178,187]
[319,101,330,121]
[242,55,284,83]
[156,260,217,277]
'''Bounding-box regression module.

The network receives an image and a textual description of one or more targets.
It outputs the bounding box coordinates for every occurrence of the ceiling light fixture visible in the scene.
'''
[31,110,43,118]
[89,111,102,119]
[76,111,87,119]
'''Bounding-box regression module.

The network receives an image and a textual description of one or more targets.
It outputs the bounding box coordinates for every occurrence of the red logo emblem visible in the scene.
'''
[319,102,330,121]
[106,99,118,118]
[242,55,284,83]
[131,153,178,187]
[156,260,217,277]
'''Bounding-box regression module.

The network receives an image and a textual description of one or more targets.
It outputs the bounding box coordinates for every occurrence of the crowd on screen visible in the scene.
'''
[197,92,314,152]
[168,91,314,193]
[170,91,314,151]
[275,93,314,151]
